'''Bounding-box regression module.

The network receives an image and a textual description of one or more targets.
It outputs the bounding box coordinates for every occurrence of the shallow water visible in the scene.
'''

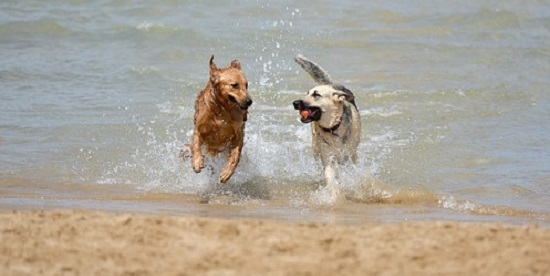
[1,0,549,226]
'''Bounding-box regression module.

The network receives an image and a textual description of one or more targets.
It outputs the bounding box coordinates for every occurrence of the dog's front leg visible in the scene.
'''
[324,164,340,202]
[191,131,204,173]
[323,159,340,201]
[219,145,241,183]
[324,164,336,188]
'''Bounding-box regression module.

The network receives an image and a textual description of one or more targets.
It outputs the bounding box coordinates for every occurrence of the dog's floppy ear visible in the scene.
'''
[332,91,351,103]
[209,55,220,84]
[331,84,355,103]
[230,60,241,70]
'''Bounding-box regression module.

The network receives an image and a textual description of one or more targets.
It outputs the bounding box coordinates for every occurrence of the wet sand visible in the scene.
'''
[2,209,549,275]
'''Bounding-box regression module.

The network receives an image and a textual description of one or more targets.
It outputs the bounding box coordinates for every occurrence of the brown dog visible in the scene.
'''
[190,55,252,183]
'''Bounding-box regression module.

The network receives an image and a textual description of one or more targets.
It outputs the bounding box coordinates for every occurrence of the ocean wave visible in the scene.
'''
[130,65,161,76]
[361,106,402,117]
[0,19,75,36]
[434,8,524,31]
[132,21,204,41]
[439,196,548,220]
[136,21,178,32]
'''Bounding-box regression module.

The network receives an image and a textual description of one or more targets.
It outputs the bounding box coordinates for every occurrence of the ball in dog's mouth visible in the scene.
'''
[299,107,320,123]
[300,109,311,119]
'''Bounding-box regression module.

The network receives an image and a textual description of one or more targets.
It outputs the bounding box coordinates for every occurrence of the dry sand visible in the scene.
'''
[1,210,549,275]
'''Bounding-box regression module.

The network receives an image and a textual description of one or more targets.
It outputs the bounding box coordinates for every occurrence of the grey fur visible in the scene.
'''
[294,54,333,85]
[295,54,357,109]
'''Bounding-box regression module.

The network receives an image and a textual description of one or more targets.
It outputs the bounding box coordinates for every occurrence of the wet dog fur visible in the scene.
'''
[293,54,361,191]
[190,55,252,183]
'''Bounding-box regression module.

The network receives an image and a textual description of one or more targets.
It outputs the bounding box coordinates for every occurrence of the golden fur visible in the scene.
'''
[191,55,252,183]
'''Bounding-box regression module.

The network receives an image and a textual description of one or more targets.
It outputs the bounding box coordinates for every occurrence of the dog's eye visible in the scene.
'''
[231,83,239,89]
[312,91,321,98]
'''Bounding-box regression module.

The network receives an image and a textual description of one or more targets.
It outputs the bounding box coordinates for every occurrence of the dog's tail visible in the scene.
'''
[294,54,333,85]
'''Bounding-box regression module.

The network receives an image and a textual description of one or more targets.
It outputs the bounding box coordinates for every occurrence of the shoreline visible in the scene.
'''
[2,209,549,275]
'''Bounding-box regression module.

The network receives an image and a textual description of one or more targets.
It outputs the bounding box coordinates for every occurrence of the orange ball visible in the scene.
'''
[300,109,310,118]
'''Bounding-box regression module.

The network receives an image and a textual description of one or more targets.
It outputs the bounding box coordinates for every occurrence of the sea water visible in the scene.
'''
[1,0,549,225]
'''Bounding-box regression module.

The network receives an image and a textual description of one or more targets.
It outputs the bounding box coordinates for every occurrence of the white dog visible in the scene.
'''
[292,54,361,195]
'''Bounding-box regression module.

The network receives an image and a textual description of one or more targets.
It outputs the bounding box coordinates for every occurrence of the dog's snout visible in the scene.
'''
[246,98,253,107]
[293,100,303,110]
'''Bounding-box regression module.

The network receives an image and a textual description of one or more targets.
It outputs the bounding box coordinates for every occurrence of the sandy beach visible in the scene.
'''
[1,210,549,275]
[3,1,550,275]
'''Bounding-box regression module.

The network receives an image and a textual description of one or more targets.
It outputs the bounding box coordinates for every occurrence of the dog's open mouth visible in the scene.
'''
[298,106,321,123]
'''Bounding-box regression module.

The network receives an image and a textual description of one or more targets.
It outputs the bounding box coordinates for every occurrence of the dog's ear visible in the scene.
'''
[331,84,355,103]
[209,55,217,70]
[332,90,354,103]
[209,55,220,84]
[230,60,241,70]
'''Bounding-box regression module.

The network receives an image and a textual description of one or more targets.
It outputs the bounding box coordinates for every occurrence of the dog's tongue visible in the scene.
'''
[300,109,311,120]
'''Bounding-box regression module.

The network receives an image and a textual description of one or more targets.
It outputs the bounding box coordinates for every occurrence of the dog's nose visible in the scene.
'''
[293,100,303,110]
[246,98,253,107]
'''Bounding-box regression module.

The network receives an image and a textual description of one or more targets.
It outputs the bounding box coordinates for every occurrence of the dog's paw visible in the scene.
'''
[192,155,204,173]
[219,168,234,184]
